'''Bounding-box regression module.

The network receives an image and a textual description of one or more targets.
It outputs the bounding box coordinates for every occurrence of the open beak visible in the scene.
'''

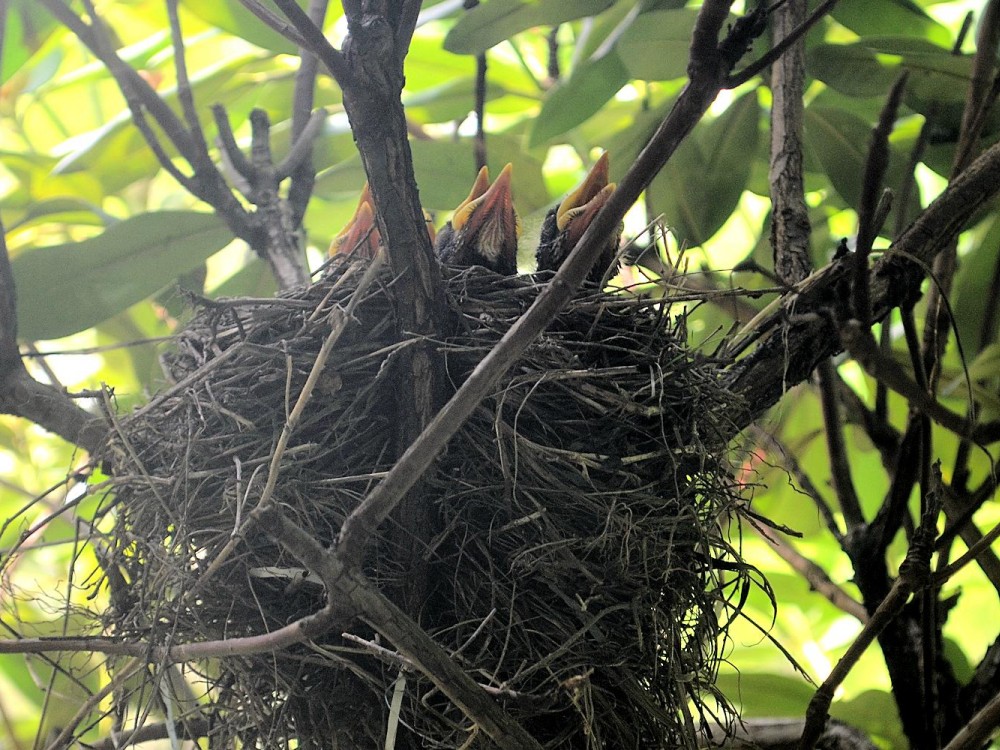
[556,152,610,232]
[454,163,519,241]
[452,165,491,225]
[563,182,615,249]
[330,183,380,258]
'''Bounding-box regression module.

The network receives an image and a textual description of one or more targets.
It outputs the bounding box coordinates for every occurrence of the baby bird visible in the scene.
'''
[435,164,521,275]
[536,152,621,284]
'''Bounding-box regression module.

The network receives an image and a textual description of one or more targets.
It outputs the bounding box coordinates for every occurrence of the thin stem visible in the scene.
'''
[270,0,352,85]
[727,0,839,87]
[817,360,865,529]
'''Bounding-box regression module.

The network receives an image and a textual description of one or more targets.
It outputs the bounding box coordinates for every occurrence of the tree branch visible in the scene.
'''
[727,0,839,88]
[756,527,868,622]
[336,0,765,563]
[768,0,812,286]
[853,72,908,325]
[727,131,1000,421]
[40,0,258,244]
[261,508,544,750]
[799,496,939,749]
[286,0,329,228]
[270,0,352,85]
[817,360,866,529]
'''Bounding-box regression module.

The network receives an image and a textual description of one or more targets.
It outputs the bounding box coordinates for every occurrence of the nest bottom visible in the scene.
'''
[106,262,749,748]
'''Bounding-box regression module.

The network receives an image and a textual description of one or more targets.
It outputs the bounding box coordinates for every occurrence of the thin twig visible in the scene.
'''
[942,689,1000,750]
[817,360,865,529]
[799,499,938,749]
[166,0,209,161]
[726,0,839,87]
[755,527,868,621]
[287,0,328,227]
[842,320,999,442]
[394,0,424,61]
[270,0,352,85]
[749,426,843,539]
[235,0,309,47]
[853,73,908,325]
[275,108,327,180]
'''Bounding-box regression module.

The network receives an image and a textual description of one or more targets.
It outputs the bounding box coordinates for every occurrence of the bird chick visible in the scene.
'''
[329,183,381,259]
[536,152,621,284]
[330,183,436,259]
[435,164,521,275]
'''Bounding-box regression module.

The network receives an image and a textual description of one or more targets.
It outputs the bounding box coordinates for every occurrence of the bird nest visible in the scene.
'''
[102,257,752,748]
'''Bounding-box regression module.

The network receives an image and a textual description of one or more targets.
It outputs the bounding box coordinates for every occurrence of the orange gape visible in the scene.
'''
[329,183,436,259]
[329,183,380,259]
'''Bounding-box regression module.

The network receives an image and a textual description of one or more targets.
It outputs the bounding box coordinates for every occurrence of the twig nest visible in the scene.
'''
[105,258,749,748]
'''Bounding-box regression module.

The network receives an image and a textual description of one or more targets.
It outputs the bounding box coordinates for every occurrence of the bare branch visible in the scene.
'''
[287,0,329,227]
[853,73,908,325]
[942,691,1000,750]
[922,0,1000,388]
[817,361,865,529]
[270,0,352,85]
[395,0,424,61]
[727,0,839,88]
[166,0,209,161]
[755,527,868,622]
[40,0,257,244]
[336,0,761,564]
[235,0,309,47]
[768,0,812,286]
[799,498,938,749]
[0,211,106,451]
[842,320,1000,443]
[729,131,1000,419]
[211,104,254,184]
[275,108,327,180]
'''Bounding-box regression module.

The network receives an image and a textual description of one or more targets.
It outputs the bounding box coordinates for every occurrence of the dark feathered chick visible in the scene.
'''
[435,164,521,275]
[330,183,436,259]
[536,152,621,284]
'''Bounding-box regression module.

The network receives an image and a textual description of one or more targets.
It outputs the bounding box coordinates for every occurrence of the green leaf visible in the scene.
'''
[605,98,674,178]
[444,0,615,55]
[6,198,113,234]
[809,38,974,121]
[831,690,907,748]
[527,52,630,146]
[210,258,277,299]
[804,106,870,208]
[716,672,814,716]
[2,1,60,84]
[13,211,235,341]
[953,215,1000,356]
[808,43,900,98]
[616,9,702,81]
[180,0,333,54]
[404,77,502,124]
[804,105,921,235]
[831,0,952,47]
[648,91,762,248]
